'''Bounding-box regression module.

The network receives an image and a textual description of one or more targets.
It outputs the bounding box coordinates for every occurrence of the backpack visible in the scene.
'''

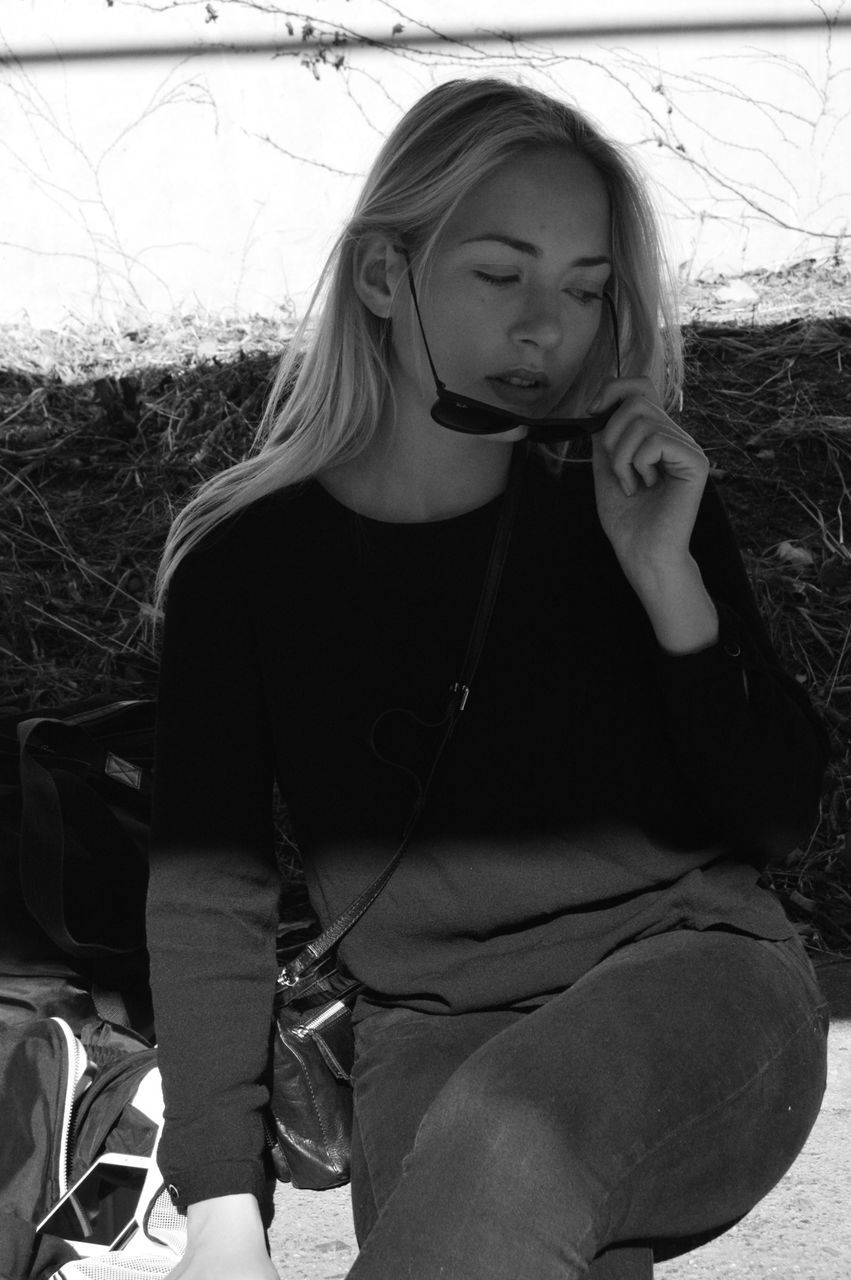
[0,1015,162,1280]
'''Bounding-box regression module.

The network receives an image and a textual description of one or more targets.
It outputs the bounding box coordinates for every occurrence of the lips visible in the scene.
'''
[485,368,552,411]
[488,368,550,389]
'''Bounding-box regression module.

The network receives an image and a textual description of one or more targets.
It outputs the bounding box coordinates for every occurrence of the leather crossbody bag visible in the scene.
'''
[268,440,529,1189]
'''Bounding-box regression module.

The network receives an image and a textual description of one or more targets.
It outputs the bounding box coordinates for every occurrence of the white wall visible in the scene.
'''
[1,0,848,328]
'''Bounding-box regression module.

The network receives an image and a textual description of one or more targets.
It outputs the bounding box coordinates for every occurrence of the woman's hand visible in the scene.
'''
[166,1241,279,1280]
[589,376,719,654]
[590,376,709,579]
[164,1194,280,1280]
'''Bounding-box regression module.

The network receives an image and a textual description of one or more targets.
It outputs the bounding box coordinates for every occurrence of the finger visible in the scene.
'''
[592,430,648,498]
[603,401,697,466]
[588,376,662,415]
[626,432,709,491]
[593,415,705,499]
[598,416,702,495]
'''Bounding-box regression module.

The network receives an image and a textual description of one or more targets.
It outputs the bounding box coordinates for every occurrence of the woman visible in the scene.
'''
[148,79,830,1280]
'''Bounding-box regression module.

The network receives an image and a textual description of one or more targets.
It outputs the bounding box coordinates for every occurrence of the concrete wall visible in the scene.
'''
[1,0,848,328]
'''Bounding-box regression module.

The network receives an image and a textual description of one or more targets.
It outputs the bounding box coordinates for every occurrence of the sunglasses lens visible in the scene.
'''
[432,395,609,441]
[431,399,509,435]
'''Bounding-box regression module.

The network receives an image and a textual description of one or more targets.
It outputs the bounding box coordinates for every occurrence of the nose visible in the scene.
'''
[508,288,564,350]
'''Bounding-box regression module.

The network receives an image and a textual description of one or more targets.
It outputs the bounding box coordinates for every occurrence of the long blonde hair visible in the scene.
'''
[155,77,681,607]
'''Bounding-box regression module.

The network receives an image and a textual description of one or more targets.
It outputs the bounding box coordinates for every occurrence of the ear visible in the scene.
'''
[353,236,407,319]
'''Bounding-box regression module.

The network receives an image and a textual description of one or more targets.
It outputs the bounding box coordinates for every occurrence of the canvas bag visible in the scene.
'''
[0,699,155,1039]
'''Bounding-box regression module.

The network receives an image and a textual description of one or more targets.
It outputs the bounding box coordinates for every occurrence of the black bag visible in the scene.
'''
[268,806,424,1190]
[0,699,156,1039]
[270,963,361,1189]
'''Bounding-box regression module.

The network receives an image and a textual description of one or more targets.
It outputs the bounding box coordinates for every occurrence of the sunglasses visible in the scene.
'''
[402,252,621,444]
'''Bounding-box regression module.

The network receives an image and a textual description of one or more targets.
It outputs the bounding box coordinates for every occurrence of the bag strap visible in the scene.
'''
[278,439,530,988]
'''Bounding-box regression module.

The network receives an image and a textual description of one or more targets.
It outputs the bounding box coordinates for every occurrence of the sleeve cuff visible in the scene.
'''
[163,1157,275,1226]
[653,599,761,702]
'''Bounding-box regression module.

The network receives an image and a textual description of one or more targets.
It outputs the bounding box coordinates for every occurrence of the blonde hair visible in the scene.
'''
[155,77,681,607]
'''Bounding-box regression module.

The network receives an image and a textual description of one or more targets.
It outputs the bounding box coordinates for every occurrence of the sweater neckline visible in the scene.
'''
[308,476,506,531]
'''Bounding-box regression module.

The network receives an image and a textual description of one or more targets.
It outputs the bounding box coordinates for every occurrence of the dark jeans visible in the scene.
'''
[346,929,829,1280]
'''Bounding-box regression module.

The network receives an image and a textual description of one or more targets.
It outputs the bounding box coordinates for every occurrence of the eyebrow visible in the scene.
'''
[461,234,611,267]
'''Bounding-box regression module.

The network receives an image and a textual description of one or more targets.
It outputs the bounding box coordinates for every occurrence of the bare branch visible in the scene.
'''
[241,127,364,177]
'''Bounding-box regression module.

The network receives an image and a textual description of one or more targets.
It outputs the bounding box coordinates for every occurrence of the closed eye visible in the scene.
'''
[474,271,605,304]
[473,270,520,286]
[568,289,604,304]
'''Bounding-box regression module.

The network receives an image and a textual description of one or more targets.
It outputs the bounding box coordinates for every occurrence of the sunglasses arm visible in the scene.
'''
[401,254,447,392]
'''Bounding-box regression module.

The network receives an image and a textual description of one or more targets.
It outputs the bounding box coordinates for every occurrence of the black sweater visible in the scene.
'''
[147,448,829,1212]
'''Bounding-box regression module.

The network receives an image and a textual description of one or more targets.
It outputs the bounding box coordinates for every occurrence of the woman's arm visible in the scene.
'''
[148,536,280,1223]
[589,380,830,864]
[643,478,831,864]
[623,554,719,655]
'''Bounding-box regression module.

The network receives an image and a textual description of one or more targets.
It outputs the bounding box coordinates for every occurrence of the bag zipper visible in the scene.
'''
[50,1017,89,1194]
[291,999,350,1039]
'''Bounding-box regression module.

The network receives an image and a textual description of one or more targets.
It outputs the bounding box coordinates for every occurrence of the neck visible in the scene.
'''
[319,400,519,524]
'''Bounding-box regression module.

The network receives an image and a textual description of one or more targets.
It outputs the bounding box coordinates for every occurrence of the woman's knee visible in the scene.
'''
[419,1068,537,1155]
[412,1053,594,1192]
[404,1058,610,1266]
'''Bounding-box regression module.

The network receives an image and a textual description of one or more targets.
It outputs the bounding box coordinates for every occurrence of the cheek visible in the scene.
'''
[430,325,474,384]
[447,286,504,345]
[422,278,490,358]
[566,309,605,365]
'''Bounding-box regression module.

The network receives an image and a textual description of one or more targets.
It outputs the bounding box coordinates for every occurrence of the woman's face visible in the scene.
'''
[390,147,612,433]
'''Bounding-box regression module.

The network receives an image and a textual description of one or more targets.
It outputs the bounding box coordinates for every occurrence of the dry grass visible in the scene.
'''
[1,261,849,953]
[677,286,851,957]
